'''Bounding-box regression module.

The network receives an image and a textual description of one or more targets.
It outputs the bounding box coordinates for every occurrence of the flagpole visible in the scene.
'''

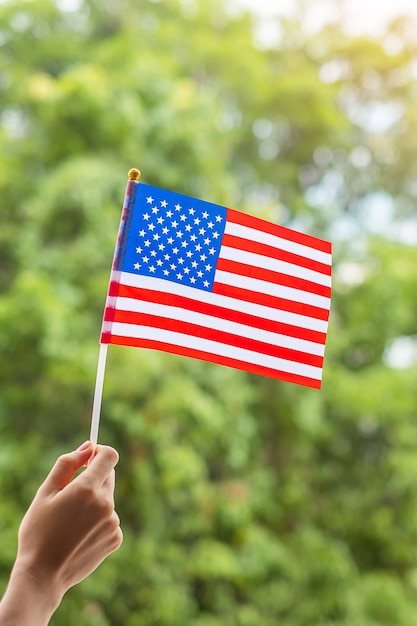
[89,168,141,446]
[90,343,108,446]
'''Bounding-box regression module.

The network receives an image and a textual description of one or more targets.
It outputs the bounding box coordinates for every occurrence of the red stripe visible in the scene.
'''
[221,233,331,277]
[227,208,332,254]
[108,280,122,297]
[110,283,327,344]
[104,306,116,322]
[213,282,330,322]
[216,258,332,298]
[101,331,112,344]
[105,309,324,368]
[102,335,322,389]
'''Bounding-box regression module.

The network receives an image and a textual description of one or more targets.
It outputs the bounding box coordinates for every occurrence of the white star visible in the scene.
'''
[195,244,202,252]
[203,280,209,288]
[186,251,193,258]
[148,223,155,231]
[160,200,168,208]
[139,229,146,237]
[164,254,171,261]
[157,259,163,266]
[212,232,220,239]
[173,247,179,254]
[197,270,203,278]
[144,240,151,247]
[185,224,192,232]
[153,233,160,241]
[157,216,164,224]
[175,203,182,211]
[152,206,159,214]
[136,246,143,253]
[204,237,210,245]
[176,230,183,238]
[191,261,198,268]
[170,263,177,270]
[200,254,207,262]
[205,264,212,271]
[216,215,222,222]
[180,213,187,221]
[163,269,169,276]
[183,267,190,274]
[189,207,195,215]
[158,243,165,251]
[150,250,157,257]
[134,262,141,270]
[199,228,206,236]
[166,210,173,218]
[207,221,214,229]
[190,234,197,242]
[149,265,156,273]
[181,241,188,248]
[162,227,169,235]
[209,247,216,255]
[146,196,154,204]
[190,276,196,284]
[194,217,201,225]
[143,212,150,220]
[202,211,209,219]
[167,237,174,244]
[178,258,184,265]
[142,256,149,263]
[171,220,178,228]
[176,273,183,280]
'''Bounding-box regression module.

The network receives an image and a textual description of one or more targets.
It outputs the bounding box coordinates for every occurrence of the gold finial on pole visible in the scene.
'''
[128,168,141,181]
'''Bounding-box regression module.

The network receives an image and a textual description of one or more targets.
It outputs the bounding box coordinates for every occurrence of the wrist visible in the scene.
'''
[0,560,64,626]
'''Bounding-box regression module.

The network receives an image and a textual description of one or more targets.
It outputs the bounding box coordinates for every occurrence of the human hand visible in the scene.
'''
[0,442,123,625]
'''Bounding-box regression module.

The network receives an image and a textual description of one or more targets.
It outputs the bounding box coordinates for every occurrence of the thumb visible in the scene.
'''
[40,442,95,495]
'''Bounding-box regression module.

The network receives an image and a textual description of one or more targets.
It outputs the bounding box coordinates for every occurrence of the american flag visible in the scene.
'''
[101,181,332,389]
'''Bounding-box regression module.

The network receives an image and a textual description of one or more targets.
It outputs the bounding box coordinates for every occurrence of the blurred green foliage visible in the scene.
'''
[1,0,417,623]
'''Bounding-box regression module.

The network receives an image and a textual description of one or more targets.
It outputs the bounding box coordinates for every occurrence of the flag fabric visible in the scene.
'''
[101,181,332,389]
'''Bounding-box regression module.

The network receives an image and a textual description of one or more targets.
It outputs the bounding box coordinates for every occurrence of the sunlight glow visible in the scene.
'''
[232,0,417,38]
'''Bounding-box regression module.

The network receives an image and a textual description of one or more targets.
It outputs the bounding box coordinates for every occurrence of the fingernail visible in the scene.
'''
[77,440,92,451]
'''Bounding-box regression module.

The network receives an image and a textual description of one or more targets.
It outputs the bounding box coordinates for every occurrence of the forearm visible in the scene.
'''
[0,563,62,626]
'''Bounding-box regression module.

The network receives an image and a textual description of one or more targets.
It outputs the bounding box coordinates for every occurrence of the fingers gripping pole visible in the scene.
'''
[90,343,108,446]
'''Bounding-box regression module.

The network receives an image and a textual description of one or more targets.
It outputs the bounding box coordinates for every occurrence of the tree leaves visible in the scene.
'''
[1,0,417,624]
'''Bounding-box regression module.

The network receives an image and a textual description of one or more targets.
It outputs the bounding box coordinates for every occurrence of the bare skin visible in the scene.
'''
[0,442,123,626]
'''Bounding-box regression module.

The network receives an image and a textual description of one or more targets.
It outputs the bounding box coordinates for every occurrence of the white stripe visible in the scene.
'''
[220,245,332,287]
[225,221,332,266]
[215,270,331,310]
[109,321,323,381]
[118,273,330,332]
[114,297,326,357]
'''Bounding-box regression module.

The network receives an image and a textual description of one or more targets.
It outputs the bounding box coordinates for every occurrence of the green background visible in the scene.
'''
[1,0,417,624]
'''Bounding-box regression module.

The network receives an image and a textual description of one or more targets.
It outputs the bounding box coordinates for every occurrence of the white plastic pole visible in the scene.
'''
[89,343,108,446]
[89,168,141,446]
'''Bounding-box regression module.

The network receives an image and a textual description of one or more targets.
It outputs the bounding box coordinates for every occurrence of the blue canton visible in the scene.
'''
[122,184,227,292]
